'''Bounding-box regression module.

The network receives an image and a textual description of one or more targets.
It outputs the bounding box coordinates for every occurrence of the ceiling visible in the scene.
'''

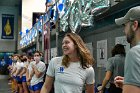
[0,0,21,7]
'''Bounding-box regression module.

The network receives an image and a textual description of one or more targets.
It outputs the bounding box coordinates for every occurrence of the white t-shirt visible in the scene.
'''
[16,62,24,76]
[22,61,29,76]
[16,62,24,69]
[47,57,95,93]
[30,61,46,86]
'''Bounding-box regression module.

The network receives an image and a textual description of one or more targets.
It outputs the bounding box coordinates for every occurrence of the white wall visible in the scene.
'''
[22,0,46,33]
[0,6,18,52]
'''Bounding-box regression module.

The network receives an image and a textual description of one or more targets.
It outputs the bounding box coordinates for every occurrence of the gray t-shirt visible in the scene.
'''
[30,61,46,86]
[124,43,140,87]
[106,54,125,83]
[47,57,95,93]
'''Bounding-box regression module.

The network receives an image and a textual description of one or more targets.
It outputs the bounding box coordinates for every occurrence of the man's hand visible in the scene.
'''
[114,76,124,89]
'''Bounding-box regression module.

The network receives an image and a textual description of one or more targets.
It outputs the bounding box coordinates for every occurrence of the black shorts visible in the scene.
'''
[108,83,122,93]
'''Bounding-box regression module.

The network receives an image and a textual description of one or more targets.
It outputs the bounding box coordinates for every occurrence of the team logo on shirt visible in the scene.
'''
[58,66,64,73]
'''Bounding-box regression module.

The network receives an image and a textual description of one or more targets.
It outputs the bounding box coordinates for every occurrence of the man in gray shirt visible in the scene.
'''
[114,6,140,93]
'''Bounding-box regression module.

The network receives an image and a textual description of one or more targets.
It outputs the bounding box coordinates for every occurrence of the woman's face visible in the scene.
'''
[62,36,77,56]
[13,56,18,61]
[34,53,41,62]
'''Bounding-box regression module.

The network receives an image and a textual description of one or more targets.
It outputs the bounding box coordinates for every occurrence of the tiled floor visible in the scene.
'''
[0,75,11,93]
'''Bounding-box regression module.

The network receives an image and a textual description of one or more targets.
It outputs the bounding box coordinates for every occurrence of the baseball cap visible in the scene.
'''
[115,6,140,25]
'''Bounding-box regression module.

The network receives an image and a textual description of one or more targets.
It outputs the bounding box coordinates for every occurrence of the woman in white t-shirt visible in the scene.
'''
[10,54,19,93]
[41,33,95,93]
[28,51,46,93]
[19,55,30,93]
[26,55,34,93]
[13,54,23,93]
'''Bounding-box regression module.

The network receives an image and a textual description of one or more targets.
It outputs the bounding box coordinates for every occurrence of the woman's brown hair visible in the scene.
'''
[62,33,95,69]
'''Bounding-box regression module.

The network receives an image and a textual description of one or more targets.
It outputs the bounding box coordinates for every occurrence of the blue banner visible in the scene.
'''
[1,14,14,39]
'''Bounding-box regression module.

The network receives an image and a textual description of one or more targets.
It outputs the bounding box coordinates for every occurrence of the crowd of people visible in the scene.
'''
[8,51,46,93]
[4,6,140,93]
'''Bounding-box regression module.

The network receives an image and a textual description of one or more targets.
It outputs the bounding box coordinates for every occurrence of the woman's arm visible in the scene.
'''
[86,84,94,93]
[30,68,34,78]
[19,67,26,78]
[32,65,43,78]
[25,68,29,80]
[11,67,17,75]
[40,75,54,93]
[99,71,112,92]
[14,68,21,76]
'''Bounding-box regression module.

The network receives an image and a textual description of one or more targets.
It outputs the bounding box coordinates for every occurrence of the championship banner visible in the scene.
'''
[1,14,14,39]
